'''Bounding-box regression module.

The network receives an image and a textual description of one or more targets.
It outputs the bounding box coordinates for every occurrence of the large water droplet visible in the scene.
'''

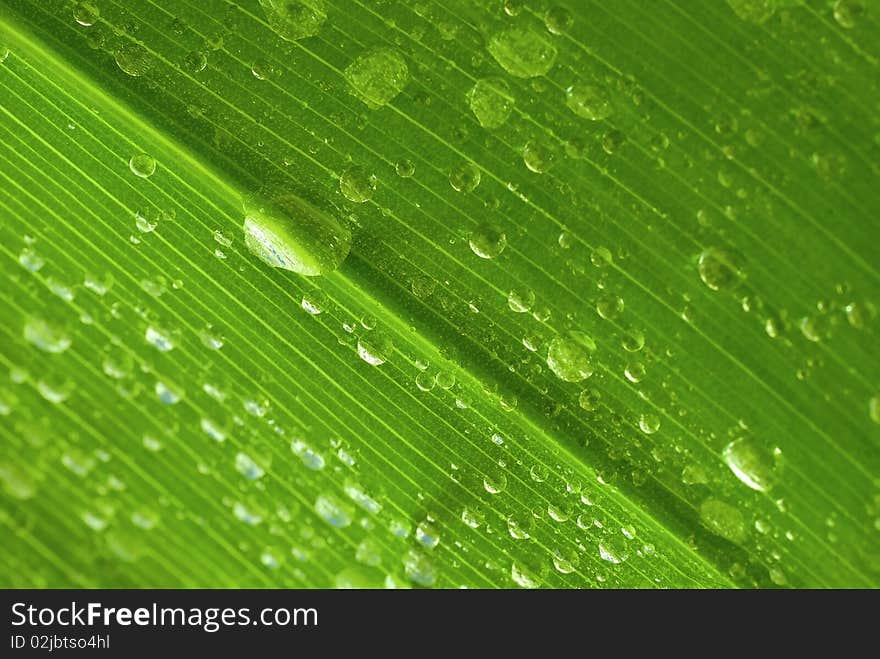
[24,317,71,353]
[469,223,506,259]
[129,153,156,178]
[699,498,746,543]
[242,192,351,276]
[404,550,436,586]
[722,437,778,492]
[345,47,409,108]
[261,0,327,41]
[115,42,152,77]
[314,494,353,528]
[698,247,744,291]
[449,161,481,192]
[566,83,612,120]
[487,27,557,78]
[73,2,100,27]
[357,332,393,366]
[547,333,594,382]
[339,165,377,203]
[467,77,514,129]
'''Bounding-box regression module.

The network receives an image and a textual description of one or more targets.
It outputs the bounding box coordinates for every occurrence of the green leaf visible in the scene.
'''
[1,0,878,588]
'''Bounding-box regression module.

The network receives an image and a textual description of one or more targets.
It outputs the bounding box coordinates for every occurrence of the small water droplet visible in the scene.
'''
[339,165,377,203]
[507,287,535,313]
[19,247,45,272]
[73,1,100,26]
[544,6,573,35]
[357,332,393,366]
[129,153,156,178]
[184,50,207,73]
[638,413,660,434]
[449,161,481,193]
[235,452,266,480]
[145,326,175,352]
[469,223,506,259]
[698,247,744,291]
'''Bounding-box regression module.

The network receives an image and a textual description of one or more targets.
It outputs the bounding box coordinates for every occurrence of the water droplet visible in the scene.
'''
[73,2,99,26]
[622,328,645,352]
[155,380,182,404]
[461,506,485,529]
[198,325,224,350]
[345,47,409,108]
[262,0,327,41]
[404,550,436,586]
[415,370,435,392]
[598,542,624,564]
[115,42,152,77]
[416,520,441,549]
[590,246,613,267]
[290,438,325,470]
[547,333,594,382]
[467,77,514,129]
[24,317,71,353]
[242,192,351,276]
[722,437,778,492]
[726,0,775,24]
[507,287,535,313]
[301,290,327,315]
[233,501,263,525]
[624,361,646,383]
[129,153,156,178]
[578,388,600,412]
[697,247,744,291]
[38,376,72,404]
[833,0,863,28]
[145,326,174,352]
[596,294,624,320]
[339,165,377,203]
[511,560,543,588]
[449,161,481,192]
[483,470,507,494]
[699,498,746,543]
[357,332,393,366]
[552,547,580,574]
[469,223,506,259]
[19,247,45,272]
[566,83,612,120]
[395,159,415,177]
[184,50,207,73]
[869,395,880,424]
[544,6,573,35]
[522,140,554,173]
[487,27,557,78]
[235,452,266,480]
[200,417,226,442]
[314,494,353,528]
[343,480,382,514]
[251,59,274,79]
[638,413,660,434]
[435,371,455,389]
[142,434,162,452]
[602,129,626,155]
